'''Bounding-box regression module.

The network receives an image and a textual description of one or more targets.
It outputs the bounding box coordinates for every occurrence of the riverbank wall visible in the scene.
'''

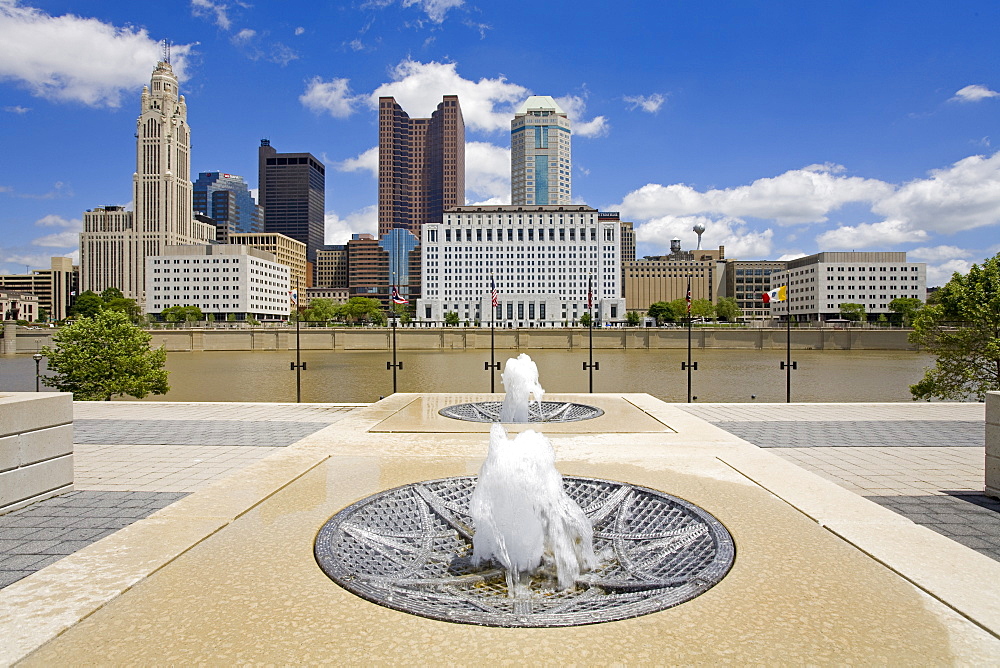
[141,327,918,352]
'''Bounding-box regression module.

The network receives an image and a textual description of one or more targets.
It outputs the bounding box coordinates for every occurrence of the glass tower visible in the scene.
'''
[511,96,572,206]
[193,172,263,243]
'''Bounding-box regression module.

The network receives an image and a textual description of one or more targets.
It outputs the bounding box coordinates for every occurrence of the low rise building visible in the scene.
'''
[0,291,40,322]
[227,232,308,291]
[418,205,624,326]
[770,252,926,322]
[0,257,77,321]
[723,260,787,321]
[144,244,290,321]
[623,240,725,312]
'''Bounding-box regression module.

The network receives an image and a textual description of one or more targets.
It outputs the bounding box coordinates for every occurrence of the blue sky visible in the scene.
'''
[1,0,999,286]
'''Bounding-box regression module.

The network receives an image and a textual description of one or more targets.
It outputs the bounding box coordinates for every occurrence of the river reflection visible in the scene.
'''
[1,348,937,403]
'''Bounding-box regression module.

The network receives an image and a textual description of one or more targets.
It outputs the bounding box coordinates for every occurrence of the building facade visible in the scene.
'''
[315,245,348,288]
[0,257,77,321]
[623,241,726,312]
[145,244,289,321]
[511,96,572,206]
[1,291,40,322]
[769,252,927,322]
[417,205,624,327]
[257,140,325,263]
[378,95,465,239]
[723,260,787,321]
[227,232,308,293]
[79,60,216,302]
[193,172,263,243]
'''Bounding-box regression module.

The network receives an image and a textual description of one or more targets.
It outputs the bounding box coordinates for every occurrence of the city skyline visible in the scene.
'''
[1,1,999,287]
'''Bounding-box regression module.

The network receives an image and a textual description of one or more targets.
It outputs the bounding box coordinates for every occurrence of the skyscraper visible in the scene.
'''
[378,95,465,239]
[257,140,325,263]
[193,172,263,243]
[80,58,215,301]
[510,96,572,206]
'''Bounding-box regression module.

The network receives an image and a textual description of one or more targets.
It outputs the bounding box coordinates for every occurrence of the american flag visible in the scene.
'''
[490,277,498,308]
[587,276,593,310]
[686,280,692,314]
[391,286,409,304]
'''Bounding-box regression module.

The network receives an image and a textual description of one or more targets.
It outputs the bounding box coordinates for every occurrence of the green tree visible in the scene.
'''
[443,311,460,326]
[305,298,340,323]
[690,299,715,319]
[579,312,593,327]
[37,307,49,323]
[625,310,641,326]
[103,296,142,324]
[647,301,676,324]
[226,313,237,322]
[99,287,124,302]
[246,316,261,326]
[341,297,383,324]
[391,303,413,324]
[839,302,866,322]
[909,254,1000,401]
[889,297,923,326]
[161,305,203,323]
[715,297,742,322]
[41,310,169,401]
[68,290,104,319]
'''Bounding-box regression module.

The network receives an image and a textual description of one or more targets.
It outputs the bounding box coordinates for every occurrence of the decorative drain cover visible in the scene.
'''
[314,476,735,627]
[439,401,604,423]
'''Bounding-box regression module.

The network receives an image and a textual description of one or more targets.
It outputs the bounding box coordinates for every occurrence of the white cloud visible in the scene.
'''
[555,94,608,138]
[337,146,379,176]
[34,213,79,228]
[927,259,976,287]
[0,2,193,107]
[294,26,305,36]
[231,28,255,43]
[815,219,929,249]
[4,104,29,113]
[623,93,665,113]
[402,0,464,23]
[950,84,1000,103]
[32,231,79,248]
[619,164,892,226]
[777,252,808,262]
[872,152,1000,234]
[634,215,774,259]
[465,141,510,204]
[372,60,527,132]
[0,249,54,273]
[325,206,378,245]
[190,0,232,30]
[907,245,973,262]
[300,77,357,118]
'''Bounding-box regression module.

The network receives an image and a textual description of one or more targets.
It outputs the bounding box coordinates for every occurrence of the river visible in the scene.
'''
[0,348,938,403]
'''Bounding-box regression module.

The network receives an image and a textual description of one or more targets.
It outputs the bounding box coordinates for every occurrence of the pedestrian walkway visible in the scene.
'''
[679,402,1000,561]
[0,402,363,590]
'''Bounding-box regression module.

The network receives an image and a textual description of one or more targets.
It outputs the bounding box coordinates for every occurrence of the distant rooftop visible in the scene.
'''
[515,95,566,115]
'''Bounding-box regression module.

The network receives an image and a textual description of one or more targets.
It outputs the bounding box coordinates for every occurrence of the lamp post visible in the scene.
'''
[582,276,599,393]
[289,279,306,403]
[386,309,402,394]
[32,352,42,392]
[681,279,698,403]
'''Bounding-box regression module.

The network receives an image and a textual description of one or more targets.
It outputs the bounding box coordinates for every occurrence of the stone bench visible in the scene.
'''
[0,393,73,514]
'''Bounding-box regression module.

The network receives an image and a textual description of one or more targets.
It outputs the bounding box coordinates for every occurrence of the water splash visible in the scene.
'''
[470,424,596,594]
[499,353,544,423]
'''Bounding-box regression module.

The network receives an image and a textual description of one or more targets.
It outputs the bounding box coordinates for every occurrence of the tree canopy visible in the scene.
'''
[161,305,203,323]
[647,301,676,324]
[888,297,923,326]
[839,302,866,322]
[625,310,641,326]
[443,311,460,326]
[41,310,169,401]
[714,297,742,322]
[909,254,1000,401]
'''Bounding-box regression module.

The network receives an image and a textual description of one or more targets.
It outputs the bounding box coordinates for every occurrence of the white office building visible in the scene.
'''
[417,205,625,327]
[770,252,926,322]
[145,244,290,321]
[511,96,572,206]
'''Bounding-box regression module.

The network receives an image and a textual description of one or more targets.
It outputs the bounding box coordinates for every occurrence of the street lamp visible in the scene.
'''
[32,352,42,392]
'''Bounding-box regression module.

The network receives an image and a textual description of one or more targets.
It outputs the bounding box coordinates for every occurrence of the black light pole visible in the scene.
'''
[289,278,306,403]
[32,352,42,392]
[485,277,499,392]
[780,297,796,402]
[681,279,697,403]
[582,276,599,392]
[387,308,402,393]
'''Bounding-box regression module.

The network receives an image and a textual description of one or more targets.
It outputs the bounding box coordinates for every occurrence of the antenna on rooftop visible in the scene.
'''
[161,39,171,64]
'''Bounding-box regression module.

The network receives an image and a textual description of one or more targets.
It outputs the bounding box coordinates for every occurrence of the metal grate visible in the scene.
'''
[314,476,735,627]
[439,401,604,423]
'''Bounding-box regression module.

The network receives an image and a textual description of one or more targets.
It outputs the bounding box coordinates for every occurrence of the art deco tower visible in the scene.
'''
[80,58,215,301]
[378,95,465,239]
[510,96,572,206]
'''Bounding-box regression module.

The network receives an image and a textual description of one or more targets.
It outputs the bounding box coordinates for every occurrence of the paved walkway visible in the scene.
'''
[680,403,1000,561]
[0,402,362,589]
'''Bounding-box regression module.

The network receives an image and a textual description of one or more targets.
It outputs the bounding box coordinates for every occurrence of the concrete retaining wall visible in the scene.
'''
[139,326,917,352]
[0,392,73,515]
[987,392,999,500]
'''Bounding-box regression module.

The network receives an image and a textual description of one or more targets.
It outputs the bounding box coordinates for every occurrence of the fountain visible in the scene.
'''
[314,356,735,627]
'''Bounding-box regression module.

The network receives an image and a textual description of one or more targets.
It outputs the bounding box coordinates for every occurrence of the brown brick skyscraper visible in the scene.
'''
[378,95,465,239]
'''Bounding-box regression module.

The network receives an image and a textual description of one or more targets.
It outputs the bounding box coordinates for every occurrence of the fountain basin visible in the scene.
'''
[314,475,735,628]
[439,400,604,423]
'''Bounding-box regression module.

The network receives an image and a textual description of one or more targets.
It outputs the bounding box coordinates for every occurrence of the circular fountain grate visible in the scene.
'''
[438,401,604,423]
[314,476,735,627]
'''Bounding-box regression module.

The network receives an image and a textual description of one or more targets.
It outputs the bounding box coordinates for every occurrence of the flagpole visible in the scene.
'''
[775,285,796,403]
[485,275,499,392]
[386,274,403,394]
[681,278,697,403]
[289,277,306,403]
[582,275,599,393]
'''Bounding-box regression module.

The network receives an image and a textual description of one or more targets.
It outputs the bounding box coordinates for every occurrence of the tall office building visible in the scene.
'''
[378,95,465,239]
[193,172,263,243]
[511,96,572,206]
[80,59,216,302]
[257,140,325,263]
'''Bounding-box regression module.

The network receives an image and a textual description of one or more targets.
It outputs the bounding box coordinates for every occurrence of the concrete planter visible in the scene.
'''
[987,392,1000,499]
[0,392,73,514]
